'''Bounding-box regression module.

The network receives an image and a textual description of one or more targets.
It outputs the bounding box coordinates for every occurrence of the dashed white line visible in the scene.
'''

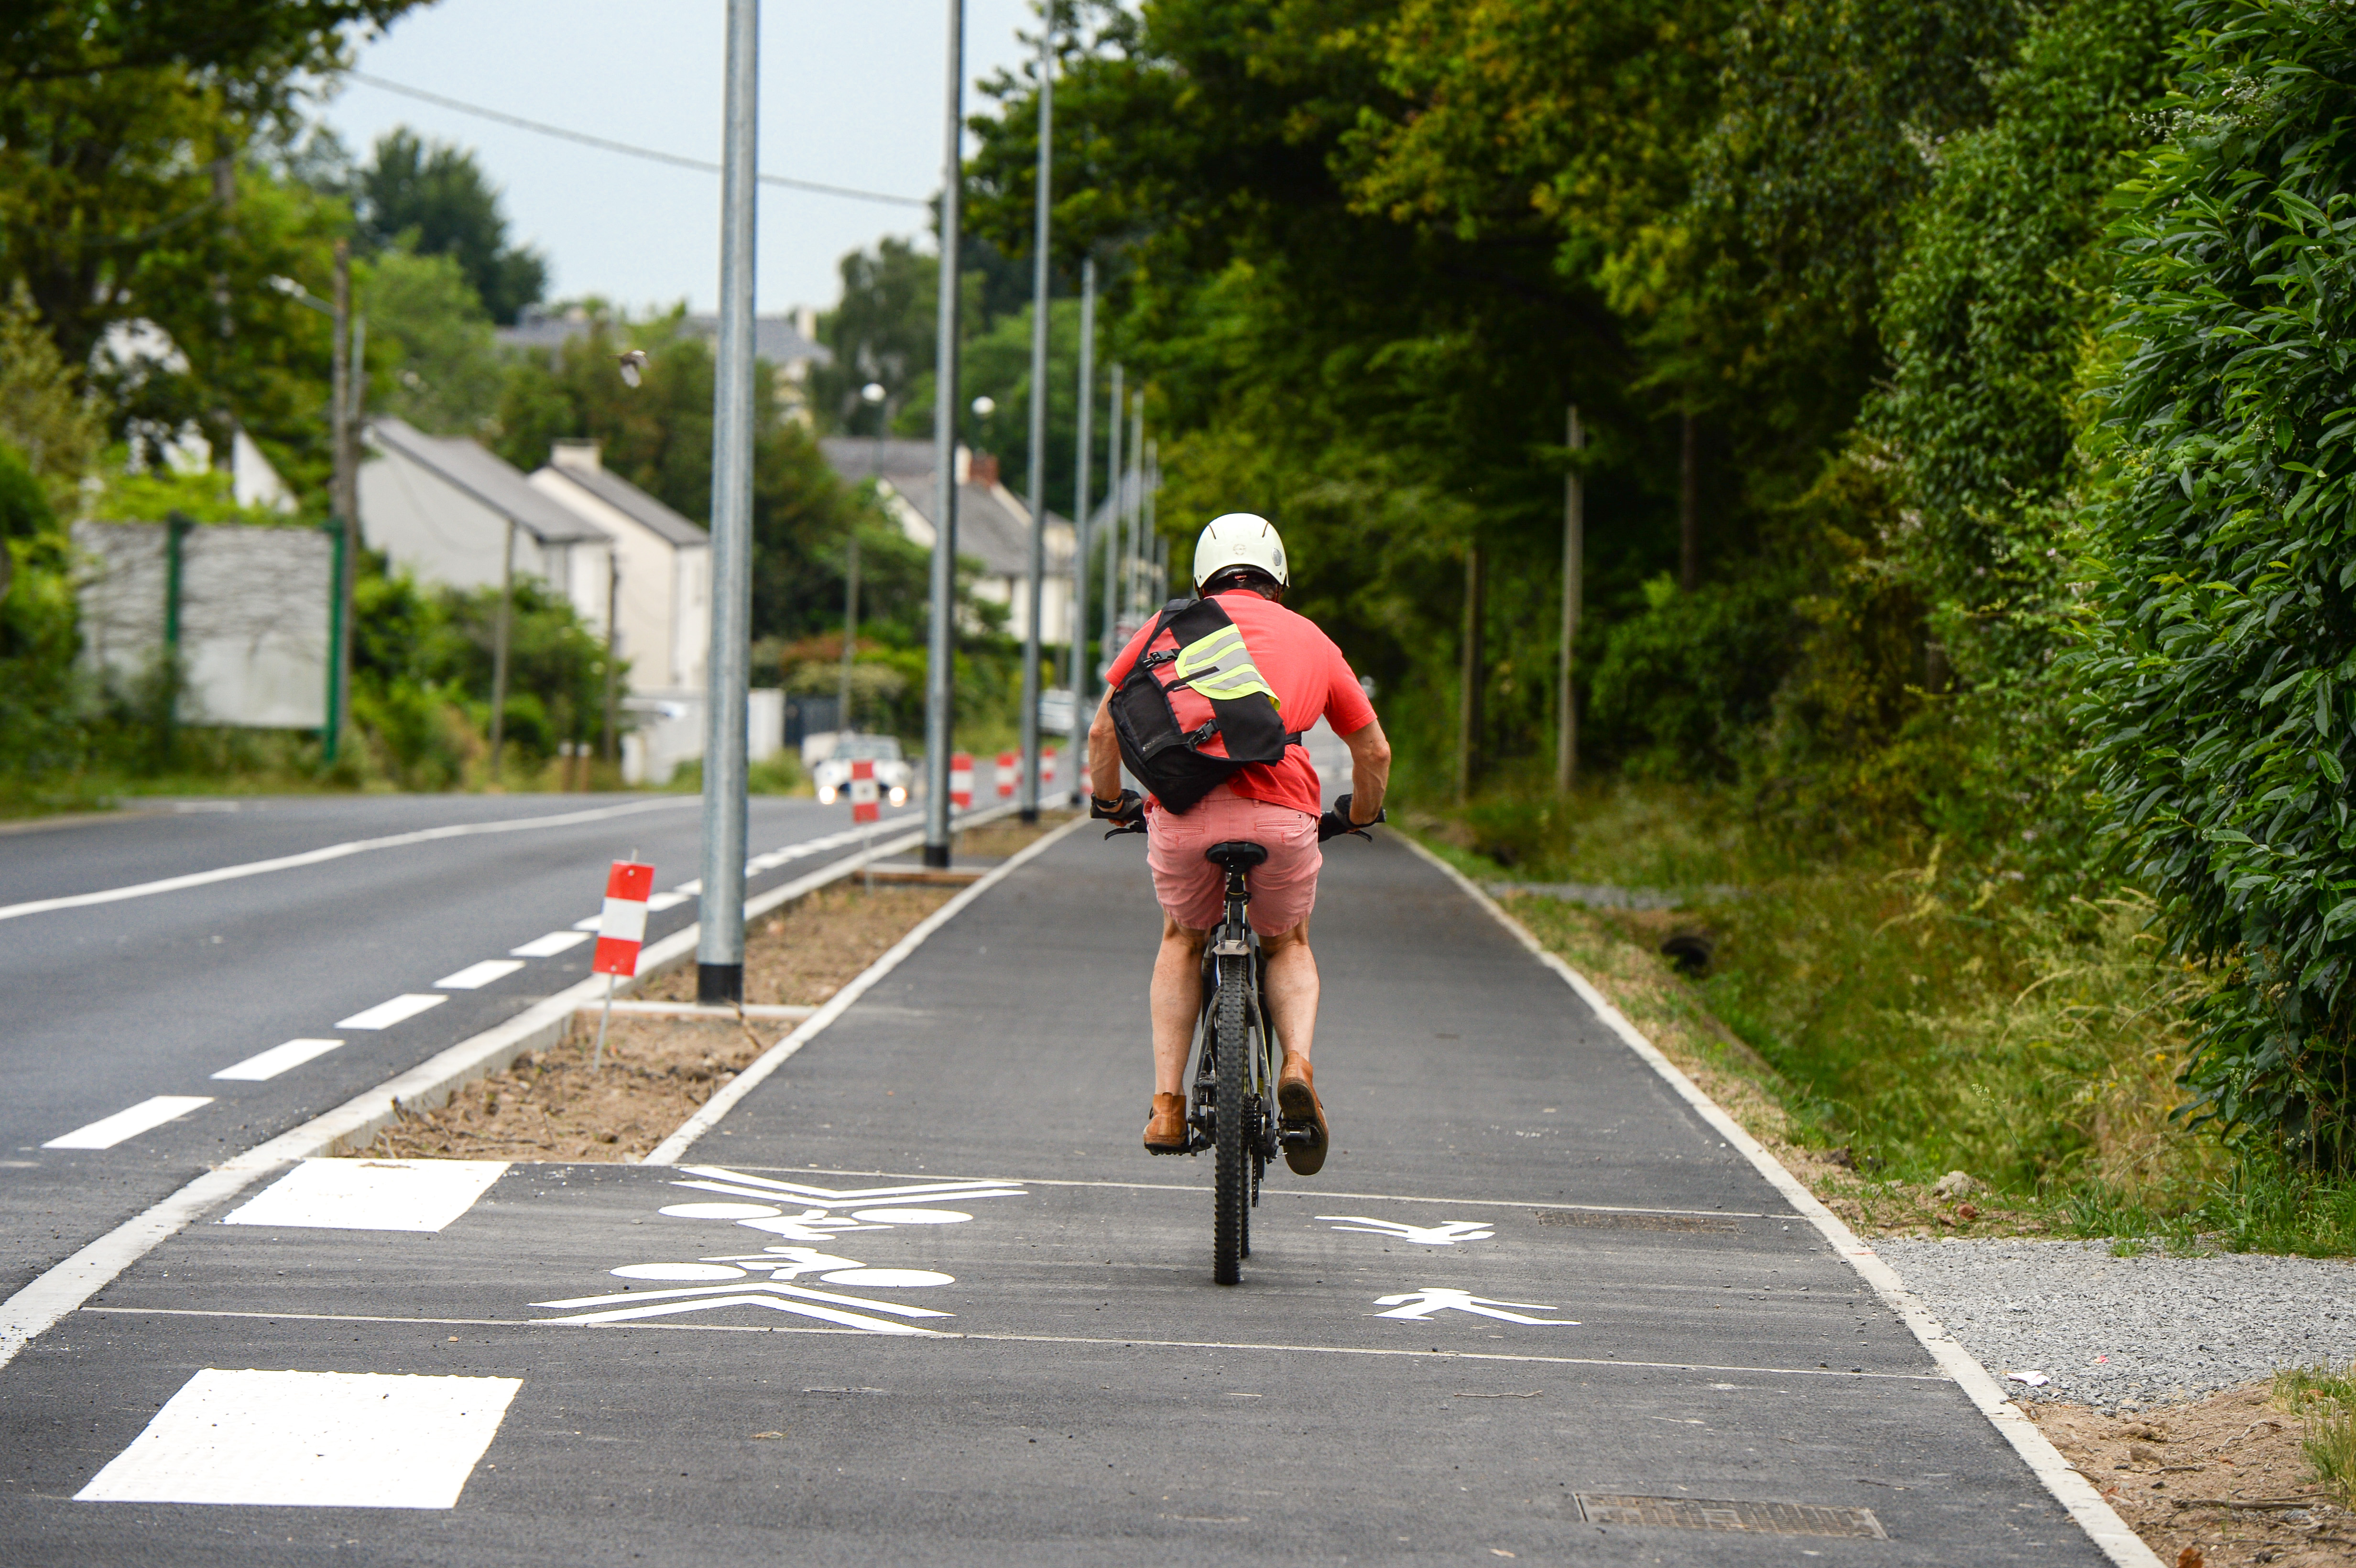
[509,930,589,958]
[336,993,447,1030]
[435,958,526,990]
[212,1039,343,1082]
[44,1096,214,1150]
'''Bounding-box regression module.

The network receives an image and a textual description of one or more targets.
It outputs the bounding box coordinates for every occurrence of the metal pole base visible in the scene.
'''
[922,841,951,870]
[1019,807,1039,825]
[697,962,744,1005]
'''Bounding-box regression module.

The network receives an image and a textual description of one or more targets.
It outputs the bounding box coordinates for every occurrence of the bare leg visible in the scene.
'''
[1259,918,1318,1061]
[1150,915,1208,1096]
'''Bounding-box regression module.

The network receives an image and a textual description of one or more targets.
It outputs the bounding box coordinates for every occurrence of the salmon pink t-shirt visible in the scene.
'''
[1105,590,1376,818]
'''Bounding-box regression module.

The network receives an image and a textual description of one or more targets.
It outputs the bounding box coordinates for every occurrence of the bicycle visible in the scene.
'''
[1105,797,1382,1285]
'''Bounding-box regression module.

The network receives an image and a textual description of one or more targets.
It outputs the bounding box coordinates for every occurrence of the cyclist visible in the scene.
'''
[1087,512,1391,1175]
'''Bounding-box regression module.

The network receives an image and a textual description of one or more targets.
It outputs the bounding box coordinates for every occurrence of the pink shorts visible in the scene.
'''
[1146,784,1323,934]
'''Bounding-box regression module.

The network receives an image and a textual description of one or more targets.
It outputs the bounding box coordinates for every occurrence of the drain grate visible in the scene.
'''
[1575,1494,1887,1538]
[1532,1208,1741,1234]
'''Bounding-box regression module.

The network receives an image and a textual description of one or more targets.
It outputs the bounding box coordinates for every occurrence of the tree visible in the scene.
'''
[362,249,505,437]
[357,129,548,326]
[2075,0,2356,1160]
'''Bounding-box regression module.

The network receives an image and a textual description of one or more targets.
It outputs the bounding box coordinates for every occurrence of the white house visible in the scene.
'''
[819,437,1076,644]
[358,417,612,626]
[527,440,710,691]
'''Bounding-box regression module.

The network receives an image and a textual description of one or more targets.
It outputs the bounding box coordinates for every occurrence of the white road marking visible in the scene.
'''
[212,1038,342,1082]
[1320,1216,1495,1244]
[435,958,525,990]
[335,993,447,1030]
[534,1279,954,1334]
[44,1096,213,1150]
[572,914,604,930]
[509,930,589,958]
[1372,1288,1575,1325]
[0,795,697,924]
[1403,835,2166,1568]
[75,1369,520,1509]
[644,891,692,911]
[222,1158,509,1233]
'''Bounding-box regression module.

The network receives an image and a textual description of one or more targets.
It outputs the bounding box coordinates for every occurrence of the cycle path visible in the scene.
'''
[0,826,2116,1564]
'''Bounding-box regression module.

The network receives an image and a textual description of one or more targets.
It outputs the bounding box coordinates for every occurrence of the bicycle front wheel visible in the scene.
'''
[1212,951,1249,1285]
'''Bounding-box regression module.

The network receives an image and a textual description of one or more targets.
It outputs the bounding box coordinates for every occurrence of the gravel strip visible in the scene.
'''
[1878,1236,2356,1410]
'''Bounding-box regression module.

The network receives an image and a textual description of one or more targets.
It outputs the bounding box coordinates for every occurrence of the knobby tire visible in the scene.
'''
[1213,951,1249,1285]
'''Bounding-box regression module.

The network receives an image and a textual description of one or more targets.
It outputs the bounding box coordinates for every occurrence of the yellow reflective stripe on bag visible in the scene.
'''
[1174,624,1279,706]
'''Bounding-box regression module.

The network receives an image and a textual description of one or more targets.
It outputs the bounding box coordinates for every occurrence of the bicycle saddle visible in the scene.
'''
[1203,839,1269,871]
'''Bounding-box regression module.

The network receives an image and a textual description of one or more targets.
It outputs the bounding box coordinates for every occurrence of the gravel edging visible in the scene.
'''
[1878,1237,2356,1411]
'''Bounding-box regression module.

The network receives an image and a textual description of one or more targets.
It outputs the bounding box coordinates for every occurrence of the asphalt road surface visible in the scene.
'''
[0,816,2109,1564]
[0,791,920,1303]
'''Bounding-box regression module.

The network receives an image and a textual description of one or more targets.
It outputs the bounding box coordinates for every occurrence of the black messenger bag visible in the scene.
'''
[1108,596,1302,814]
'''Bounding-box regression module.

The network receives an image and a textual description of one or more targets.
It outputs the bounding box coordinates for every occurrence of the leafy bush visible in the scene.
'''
[1587,571,1800,780]
[2075,1,2356,1163]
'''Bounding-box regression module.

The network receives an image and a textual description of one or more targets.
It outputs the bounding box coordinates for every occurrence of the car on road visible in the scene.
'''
[813,733,912,807]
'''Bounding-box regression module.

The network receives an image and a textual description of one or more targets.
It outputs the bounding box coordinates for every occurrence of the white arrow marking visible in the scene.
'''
[1371,1288,1575,1325]
[1319,1216,1496,1245]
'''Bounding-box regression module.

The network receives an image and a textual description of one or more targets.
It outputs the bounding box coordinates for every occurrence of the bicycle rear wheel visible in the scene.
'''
[1212,951,1249,1285]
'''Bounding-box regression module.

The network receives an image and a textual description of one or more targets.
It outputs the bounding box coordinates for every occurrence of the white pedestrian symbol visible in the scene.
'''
[1372,1288,1575,1325]
[535,1246,959,1335]
[1319,1215,1494,1245]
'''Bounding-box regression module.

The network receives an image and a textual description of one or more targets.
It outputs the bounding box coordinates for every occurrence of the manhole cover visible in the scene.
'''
[1532,1208,1740,1234]
[1574,1494,1886,1537]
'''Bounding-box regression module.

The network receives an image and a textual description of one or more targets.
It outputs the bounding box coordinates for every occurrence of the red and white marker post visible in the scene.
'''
[1042,746,1058,796]
[949,751,974,812]
[996,750,1017,801]
[591,858,654,1068]
[850,758,881,890]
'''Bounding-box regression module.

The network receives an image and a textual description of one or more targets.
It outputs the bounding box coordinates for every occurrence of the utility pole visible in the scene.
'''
[1017,9,1054,825]
[327,240,354,765]
[489,519,515,780]
[839,530,860,733]
[1558,404,1584,792]
[1144,437,1160,603]
[602,550,620,769]
[1067,256,1096,802]
[1457,543,1484,801]
[1679,409,1699,593]
[922,0,967,870]
[1126,392,1145,619]
[698,0,759,1004]
[1100,360,1123,674]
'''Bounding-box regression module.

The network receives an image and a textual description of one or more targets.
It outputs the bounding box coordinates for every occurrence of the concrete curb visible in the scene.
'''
[0,804,1020,1373]
[1398,833,2165,1568]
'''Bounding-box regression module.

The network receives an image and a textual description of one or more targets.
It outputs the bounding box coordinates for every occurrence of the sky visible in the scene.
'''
[318,0,1046,318]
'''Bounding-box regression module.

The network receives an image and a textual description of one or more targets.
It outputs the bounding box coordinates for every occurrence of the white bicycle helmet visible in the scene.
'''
[1192,512,1289,590]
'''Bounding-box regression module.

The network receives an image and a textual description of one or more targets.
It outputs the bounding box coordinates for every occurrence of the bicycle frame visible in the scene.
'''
[1183,860,1285,1195]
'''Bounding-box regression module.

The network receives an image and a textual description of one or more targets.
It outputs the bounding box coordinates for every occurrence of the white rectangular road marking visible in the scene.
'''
[434,958,525,990]
[76,1368,520,1508]
[222,1158,509,1232]
[335,993,447,1030]
[212,1039,343,1082]
[44,1096,214,1150]
[644,891,691,911]
[571,914,603,930]
[509,930,589,958]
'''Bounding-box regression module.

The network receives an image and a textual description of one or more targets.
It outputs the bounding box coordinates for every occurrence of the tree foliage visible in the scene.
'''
[354,129,547,326]
[2076,0,2356,1160]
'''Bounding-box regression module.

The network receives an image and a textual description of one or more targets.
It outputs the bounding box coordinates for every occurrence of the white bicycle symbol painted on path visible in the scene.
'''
[534,1167,1027,1335]
[1371,1288,1577,1325]
[1318,1216,1495,1245]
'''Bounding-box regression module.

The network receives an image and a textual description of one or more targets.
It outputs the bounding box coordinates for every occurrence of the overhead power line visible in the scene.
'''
[344,71,930,210]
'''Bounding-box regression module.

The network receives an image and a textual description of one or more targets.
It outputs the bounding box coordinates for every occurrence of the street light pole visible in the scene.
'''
[1100,360,1123,675]
[922,0,966,870]
[1067,255,1095,803]
[1558,403,1584,791]
[327,242,354,765]
[697,0,759,1005]
[1017,10,1054,825]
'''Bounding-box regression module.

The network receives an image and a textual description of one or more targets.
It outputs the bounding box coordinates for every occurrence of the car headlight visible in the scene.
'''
[818,785,836,804]
[887,785,907,806]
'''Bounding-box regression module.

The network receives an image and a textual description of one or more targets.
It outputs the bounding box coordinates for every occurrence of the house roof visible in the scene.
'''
[367,418,608,545]
[818,438,1071,580]
[535,463,709,550]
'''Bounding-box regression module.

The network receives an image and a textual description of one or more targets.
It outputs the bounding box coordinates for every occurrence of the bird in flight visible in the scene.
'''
[616,349,648,388]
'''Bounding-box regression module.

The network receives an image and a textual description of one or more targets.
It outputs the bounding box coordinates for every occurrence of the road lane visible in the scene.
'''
[0,792,917,1300]
[0,817,2130,1563]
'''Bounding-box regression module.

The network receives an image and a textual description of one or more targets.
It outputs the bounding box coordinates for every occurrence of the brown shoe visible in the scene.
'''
[1143,1092,1188,1153]
[1276,1053,1329,1175]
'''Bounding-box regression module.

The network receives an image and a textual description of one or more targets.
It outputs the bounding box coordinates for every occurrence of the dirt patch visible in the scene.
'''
[2029,1384,2355,1566]
[356,813,1072,1162]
